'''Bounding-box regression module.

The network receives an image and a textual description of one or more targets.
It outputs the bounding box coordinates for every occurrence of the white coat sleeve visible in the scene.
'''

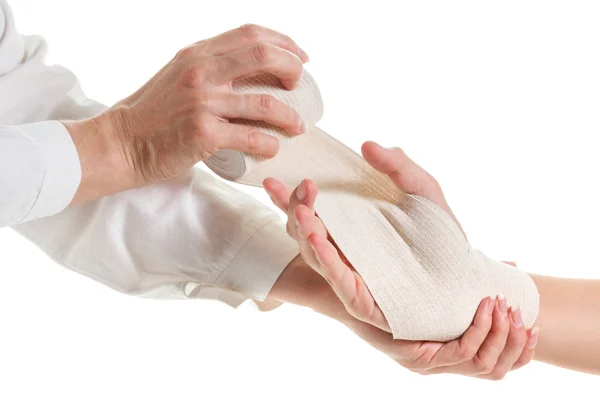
[1,0,299,307]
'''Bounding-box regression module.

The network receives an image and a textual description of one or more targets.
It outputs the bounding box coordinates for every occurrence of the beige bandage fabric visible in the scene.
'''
[205,70,539,341]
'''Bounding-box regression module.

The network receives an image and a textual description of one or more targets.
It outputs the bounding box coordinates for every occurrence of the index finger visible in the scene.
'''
[263,178,292,212]
[216,43,303,90]
[361,141,439,199]
[360,140,461,230]
[201,24,309,62]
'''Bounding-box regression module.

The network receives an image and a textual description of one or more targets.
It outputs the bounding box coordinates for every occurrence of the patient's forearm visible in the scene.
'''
[531,274,600,374]
[268,255,350,322]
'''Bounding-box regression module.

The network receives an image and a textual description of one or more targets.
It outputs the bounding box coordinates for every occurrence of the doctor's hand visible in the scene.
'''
[65,24,308,204]
[264,141,539,379]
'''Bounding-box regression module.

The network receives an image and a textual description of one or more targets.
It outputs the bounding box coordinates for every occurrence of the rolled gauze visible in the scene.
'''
[205,70,539,341]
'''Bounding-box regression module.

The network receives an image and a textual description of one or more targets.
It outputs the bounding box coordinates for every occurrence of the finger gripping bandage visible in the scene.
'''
[205,71,539,341]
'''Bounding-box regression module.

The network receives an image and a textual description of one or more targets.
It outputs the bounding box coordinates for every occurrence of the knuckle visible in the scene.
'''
[175,45,196,60]
[251,43,273,64]
[257,94,274,114]
[390,159,408,178]
[458,344,477,361]
[282,34,295,48]
[390,147,406,158]
[194,93,212,110]
[187,118,205,134]
[189,115,211,132]
[474,357,496,374]
[193,40,209,53]
[487,371,506,381]
[513,357,531,370]
[406,349,435,370]
[180,65,207,88]
[238,23,262,40]
[189,118,214,143]
[479,363,495,375]
[246,129,262,150]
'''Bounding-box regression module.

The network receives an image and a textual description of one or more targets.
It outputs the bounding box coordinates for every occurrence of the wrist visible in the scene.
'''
[63,108,133,204]
[268,255,350,322]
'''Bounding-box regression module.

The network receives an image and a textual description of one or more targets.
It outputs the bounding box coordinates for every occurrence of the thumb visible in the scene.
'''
[360,141,457,224]
[361,141,442,201]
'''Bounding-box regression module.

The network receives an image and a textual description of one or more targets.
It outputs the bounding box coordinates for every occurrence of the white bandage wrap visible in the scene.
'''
[205,71,539,341]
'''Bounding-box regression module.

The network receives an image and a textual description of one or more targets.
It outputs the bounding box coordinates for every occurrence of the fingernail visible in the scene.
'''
[297,181,306,201]
[510,307,523,328]
[296,214,308,238]
[294,219,301,236]
[498,293,507,316]
[371,141,386,151]
[487,296,496,314]
[528,327,540,349]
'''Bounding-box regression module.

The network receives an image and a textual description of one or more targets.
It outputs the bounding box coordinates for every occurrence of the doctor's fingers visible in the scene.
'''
[193,24,309,63]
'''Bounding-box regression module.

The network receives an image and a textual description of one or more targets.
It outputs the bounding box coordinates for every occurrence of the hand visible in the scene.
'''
[66,24,309,204]
[264,141,539,379]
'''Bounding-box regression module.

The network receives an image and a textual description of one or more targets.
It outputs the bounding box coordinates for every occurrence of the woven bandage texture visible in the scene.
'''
[205,70,539,341]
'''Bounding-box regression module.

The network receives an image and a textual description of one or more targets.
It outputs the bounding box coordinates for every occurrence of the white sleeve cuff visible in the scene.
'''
[218,218,299,300]
[188,218,299,308]
[18,121,81,222]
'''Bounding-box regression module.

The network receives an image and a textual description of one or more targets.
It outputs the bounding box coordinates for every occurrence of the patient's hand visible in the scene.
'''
[263,141,539,379]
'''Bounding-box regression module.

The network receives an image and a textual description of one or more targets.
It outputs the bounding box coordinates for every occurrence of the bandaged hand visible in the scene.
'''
[263,141,539,379]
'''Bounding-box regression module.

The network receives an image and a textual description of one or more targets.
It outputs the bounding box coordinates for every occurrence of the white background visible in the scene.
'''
[2,0,600,398]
